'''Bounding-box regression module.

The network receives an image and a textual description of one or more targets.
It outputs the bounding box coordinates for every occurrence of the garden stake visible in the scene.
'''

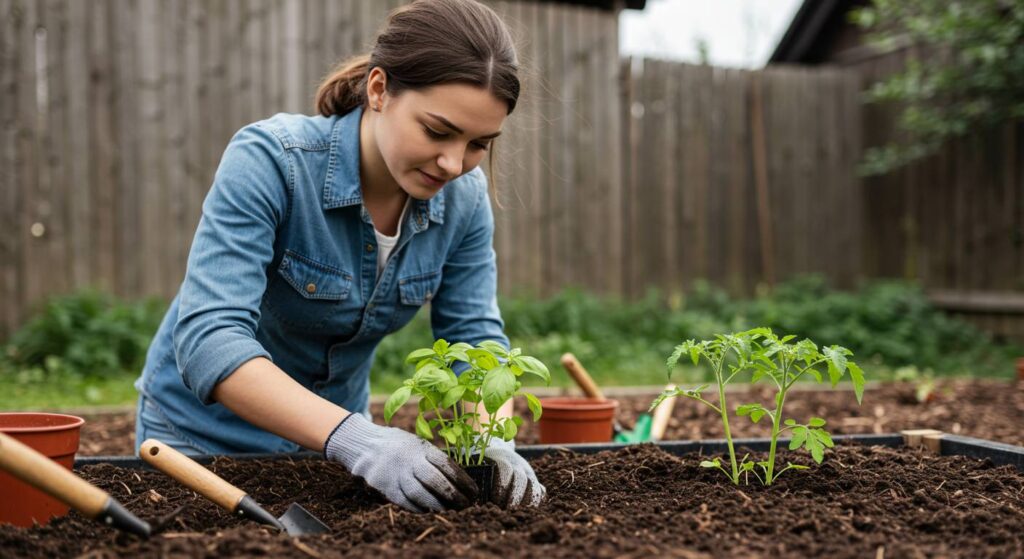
[139,439,329,536]
[0,432,151,537]
[560,353,676,443]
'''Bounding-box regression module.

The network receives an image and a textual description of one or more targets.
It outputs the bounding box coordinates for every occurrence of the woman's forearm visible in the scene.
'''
[210,357,349,451]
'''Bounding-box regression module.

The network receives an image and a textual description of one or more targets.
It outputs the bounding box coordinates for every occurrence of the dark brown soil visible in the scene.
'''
[77,380,1024,456]
[2,444,1023,558]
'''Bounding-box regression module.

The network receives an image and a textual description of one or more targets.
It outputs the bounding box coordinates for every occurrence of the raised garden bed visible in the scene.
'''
[3,434,1022,558]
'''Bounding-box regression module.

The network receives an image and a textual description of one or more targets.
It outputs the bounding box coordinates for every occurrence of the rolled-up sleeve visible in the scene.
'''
[173,123,289,404]
[430,172,510,366]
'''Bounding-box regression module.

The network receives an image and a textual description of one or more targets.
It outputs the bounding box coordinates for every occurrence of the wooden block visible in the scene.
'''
[901,429,944,450]
[921,433,944,455]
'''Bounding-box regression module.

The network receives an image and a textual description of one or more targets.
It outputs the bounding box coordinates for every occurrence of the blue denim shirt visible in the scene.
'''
[134,106,508,454]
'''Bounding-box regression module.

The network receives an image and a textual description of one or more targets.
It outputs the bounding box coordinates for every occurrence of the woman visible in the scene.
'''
[134,0,544,512]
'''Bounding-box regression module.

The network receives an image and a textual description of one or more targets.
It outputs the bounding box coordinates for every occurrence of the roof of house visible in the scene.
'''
[769,0,858,63]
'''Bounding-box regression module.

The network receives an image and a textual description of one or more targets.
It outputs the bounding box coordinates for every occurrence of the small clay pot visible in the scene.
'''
[0,413,85,527]
[463,459,495,504]
[537,397,619,444]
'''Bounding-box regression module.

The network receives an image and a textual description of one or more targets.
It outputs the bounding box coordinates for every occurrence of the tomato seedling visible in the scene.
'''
[652,328,865,485]
[382,339,550,466]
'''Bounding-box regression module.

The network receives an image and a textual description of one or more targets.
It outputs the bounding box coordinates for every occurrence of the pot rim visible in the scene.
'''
[0,412,85,433]
[537,397,619,411]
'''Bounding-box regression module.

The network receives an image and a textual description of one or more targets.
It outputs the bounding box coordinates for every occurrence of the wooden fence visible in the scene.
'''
[619,60,863,298]
[16,0,1012,343]
[850,46,1024,342]
[0,0,623,337]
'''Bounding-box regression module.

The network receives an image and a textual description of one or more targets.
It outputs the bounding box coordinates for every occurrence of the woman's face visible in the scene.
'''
[369,71,508,200]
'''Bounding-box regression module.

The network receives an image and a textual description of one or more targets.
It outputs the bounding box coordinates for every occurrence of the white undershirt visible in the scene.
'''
[374,198,410,276]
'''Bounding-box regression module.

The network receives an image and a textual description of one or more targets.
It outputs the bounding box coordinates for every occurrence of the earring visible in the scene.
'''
[373,104,381,112]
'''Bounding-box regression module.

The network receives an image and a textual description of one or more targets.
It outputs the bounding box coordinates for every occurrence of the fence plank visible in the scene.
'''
[1,0,22,336]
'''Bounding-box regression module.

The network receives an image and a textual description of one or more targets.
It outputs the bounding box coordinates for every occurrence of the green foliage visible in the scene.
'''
[383,339,549,466]
[2,291,165,379]
[851,0,1024,175]
[654,328,865,485]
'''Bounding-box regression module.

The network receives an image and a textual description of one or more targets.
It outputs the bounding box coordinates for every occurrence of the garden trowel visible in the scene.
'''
[139,439,329,536]
[560,353,678,443]
[0,431,151,537]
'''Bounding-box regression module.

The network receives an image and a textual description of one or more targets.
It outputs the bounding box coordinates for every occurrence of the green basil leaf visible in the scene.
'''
[383,386,412,423]
[481,365,516,415]
[524,392,543,422]
[405,348,436,364]
[415,413,432,440]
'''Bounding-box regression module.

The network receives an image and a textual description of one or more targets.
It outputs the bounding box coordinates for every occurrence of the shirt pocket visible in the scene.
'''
[263,249,355,333]
[389,270,442,332]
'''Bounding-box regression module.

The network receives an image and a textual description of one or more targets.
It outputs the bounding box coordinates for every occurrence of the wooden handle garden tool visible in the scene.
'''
[561,353,625,439]
[0,431,151,537]
[649,384,677,442]
[139,439,328,536]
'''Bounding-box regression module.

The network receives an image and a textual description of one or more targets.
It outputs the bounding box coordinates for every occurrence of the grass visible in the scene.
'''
[0,370,140,410]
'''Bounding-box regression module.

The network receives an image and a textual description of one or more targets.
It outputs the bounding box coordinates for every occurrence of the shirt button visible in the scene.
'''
[305,283,316,294]
[365,243,375,253]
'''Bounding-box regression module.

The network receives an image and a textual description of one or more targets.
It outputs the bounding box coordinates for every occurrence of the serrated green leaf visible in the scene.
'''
[789,427,807,450]
[524,392,543,422]
[689,345,701,366]
[814,428,835,448]
[806,367,823,383]
[827,361,842,387]
[806,435,825,463]
[784,418,796,426]
[383,386,412,423]
[808,417,826,427]
[848,362,866,404]
[415,413,433,440]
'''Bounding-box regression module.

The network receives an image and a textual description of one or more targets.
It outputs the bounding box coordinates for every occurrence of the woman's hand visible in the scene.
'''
[324,413,478,512]
[478,438,546,508]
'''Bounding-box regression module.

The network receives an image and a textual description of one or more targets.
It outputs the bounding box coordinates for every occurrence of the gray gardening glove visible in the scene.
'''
[324,413,478,512]
[477,438,546,508]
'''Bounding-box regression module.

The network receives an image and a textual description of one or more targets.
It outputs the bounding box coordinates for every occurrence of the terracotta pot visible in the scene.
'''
[0,413,85,527]
[537,397,619,444]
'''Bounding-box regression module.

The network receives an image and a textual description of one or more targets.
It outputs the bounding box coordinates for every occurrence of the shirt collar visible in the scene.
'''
[322,106,445,225]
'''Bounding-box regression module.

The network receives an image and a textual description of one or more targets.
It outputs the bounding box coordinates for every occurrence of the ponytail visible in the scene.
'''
[315,54,371,117]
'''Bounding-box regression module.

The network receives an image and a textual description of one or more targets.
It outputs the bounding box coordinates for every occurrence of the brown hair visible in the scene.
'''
[314,0,520,117]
